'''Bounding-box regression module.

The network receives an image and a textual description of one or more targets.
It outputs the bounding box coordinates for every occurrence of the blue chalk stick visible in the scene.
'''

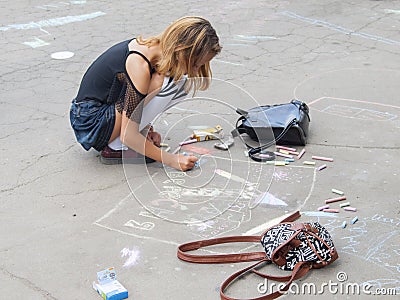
[341,221,347,228]
[351,216,358,224]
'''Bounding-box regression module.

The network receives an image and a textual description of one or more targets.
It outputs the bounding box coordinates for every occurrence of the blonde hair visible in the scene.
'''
[137,16,221,92]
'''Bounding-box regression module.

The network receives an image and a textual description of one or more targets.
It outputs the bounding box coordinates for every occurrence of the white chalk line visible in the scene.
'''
[280,11,400,46]
[93,222,179,246]
[23,37,50,48]
[244,167,317,235]
[234,34,277,41]
[243,212,295,236]
[308,96,400,110]
[94,172,158,224]
[0,11,106,31]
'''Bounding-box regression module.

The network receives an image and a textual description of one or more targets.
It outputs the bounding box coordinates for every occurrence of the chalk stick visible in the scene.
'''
[164,146,171,152]
[351,216,358,224]
[339,202,350,208]
[160,143,169,147]
[279,149,290,154]
[341,221,347,228]
[318,205,329,211]
[331,188,344,195]
[287,150,299,155]
[317,164,327,171]
[179,139,197,146]
[344,207,357,212]
[172,146,181,154]
[214,137,234,150]
[312,155,334,162]
[303,161,315,165]
[285,158,295,162]
[276,145,297,152]
[297,148,305,159]
[323,208,340,213]
[325,196,346,204]
[274,152,293,159]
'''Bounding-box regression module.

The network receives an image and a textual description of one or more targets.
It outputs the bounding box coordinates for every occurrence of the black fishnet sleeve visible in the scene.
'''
[115,74,146,124]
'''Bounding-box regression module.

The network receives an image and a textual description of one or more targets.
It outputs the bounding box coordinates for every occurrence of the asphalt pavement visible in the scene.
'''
[1,1,399,299]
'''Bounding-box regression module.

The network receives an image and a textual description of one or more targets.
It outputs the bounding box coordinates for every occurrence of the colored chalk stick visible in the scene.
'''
[179,139,197,146]
[317,164,327,171]
[351,216,358,224]
[274,161,286,166]
[160,143,169,147]
[323,208,340,213]
[297,149,305,159]
[274,152,293,159]
[339,202,350,208]
[312,155,334,162]
[331,188,344,195]
[276,145,297,152]
[287,150,299,155]
[318,205,329,211]
[279,149,290,155]
[303,161,315,165]
[285,158,295,162]
[341,221,347,228]
[325,196,346,204]
[344,207,357,212]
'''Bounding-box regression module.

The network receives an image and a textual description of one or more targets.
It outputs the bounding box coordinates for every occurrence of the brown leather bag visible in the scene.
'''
[177,211,339,300]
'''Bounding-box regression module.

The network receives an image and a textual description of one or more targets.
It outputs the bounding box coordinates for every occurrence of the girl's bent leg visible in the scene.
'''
[109,108,122,143]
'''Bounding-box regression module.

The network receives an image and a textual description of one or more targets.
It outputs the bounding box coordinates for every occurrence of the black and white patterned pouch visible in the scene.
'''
[261,222,338,271]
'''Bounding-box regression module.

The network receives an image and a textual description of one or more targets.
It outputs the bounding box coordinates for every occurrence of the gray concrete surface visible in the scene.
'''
[1,0,399,299]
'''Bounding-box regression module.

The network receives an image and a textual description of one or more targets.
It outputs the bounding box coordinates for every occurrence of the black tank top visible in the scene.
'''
[75,39,154,103]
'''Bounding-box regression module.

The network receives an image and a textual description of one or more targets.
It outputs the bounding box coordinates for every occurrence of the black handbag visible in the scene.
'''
[232,100,310,162]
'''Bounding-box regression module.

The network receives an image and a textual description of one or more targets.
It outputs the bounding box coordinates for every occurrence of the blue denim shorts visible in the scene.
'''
[69,99,116,151]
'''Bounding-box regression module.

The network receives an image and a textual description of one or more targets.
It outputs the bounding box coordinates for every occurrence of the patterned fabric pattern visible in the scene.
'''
[113,72,145,123]
[261,222,336,271]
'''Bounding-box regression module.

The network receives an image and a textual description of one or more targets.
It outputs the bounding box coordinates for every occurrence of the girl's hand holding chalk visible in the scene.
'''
[175,153,198,171]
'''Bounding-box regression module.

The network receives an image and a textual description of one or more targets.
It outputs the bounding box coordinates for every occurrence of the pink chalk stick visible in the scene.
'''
[312,155,334,162]
[179,139,197,146]
[297,149,305,159]
[317,164,327,171]
[318,205,330,211]
[325,196,346,204]
[323,209,340,213]
[274,152,293,159]
[276,145,297,152]
[344,207,357,212]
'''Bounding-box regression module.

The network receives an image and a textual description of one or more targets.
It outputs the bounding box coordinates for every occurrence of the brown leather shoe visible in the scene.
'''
[100,145,155,165]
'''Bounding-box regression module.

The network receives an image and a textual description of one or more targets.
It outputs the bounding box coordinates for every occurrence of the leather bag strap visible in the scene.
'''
[177,235,265,263]
[177,211,301,264]
[220,260,311,300]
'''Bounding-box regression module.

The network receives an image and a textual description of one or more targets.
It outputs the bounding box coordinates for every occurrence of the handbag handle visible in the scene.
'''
[248,118,297,162]
[220,260,311,300]
[233,114,297,162]
[177,211,301,264]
